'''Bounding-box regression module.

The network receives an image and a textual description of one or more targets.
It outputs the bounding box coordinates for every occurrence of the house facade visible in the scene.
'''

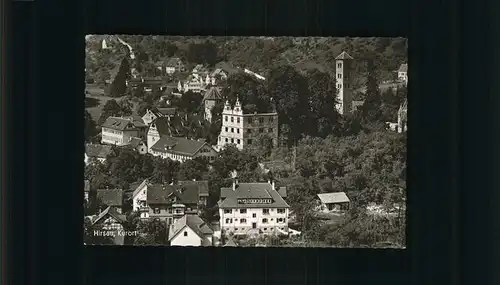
[217,99,279,150]
[91,206,127,245]
[202,87,223,123]
[131,180,207,225]
[164,57,185,74]
[168,214,214,247]
[84,180,90,202]
[126,137,148,154]
[101,116,148,146]
[96,188,124,214]
[398,63,408,85]
[218,179,290,236]
[142,108,177,126]
[335,51,354,115]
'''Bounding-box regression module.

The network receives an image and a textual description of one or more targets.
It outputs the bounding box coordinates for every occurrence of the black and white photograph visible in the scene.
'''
[84,35,408,248]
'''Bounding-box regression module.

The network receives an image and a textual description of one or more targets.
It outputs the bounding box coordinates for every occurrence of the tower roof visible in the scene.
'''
[335,51,354,60]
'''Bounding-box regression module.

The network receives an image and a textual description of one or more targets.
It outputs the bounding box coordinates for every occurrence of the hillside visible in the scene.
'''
[85,36,407,89]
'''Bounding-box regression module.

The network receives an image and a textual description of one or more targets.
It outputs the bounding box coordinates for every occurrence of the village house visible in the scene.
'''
[126,77,165,92]
[217,99,279,150]
[130,180,208,225]
[177,73,207,93]
[168,214,215,247]
[96,188,124,214]
[218,177,290,236]
[142,107,178,126]
[192,64,209,75]
[91,206,127,245]
[164,57,185,74]
[125,137,148,154]
[149,135,218,163]
[317,192,350,212]
[101,116,148,146]
[84,180,91,202]
[85,143,113,165]
[178,180,209,206]
[398,63,408,85]
[202,87,223,123]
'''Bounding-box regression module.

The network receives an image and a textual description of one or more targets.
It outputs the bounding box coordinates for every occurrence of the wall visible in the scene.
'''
[335,59,354,115]
[142,111,159,126]
[193,145,218,162]
[219,207,289,235]
[102,128,139,146]
[170,225,202,247]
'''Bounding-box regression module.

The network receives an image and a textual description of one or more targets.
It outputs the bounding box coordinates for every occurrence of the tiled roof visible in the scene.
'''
[164,57,182,67]
[101,116,147,130]
[178,180,209,197]
[147,183,201,205]
[126,137,144,148]
[157,107,177,116]
[317,192,350,204]
[398,63,408,72]
[92,206,126,225]
[335,51,354,60]
[85,144,113,158]
[131,179,151,198]
[168,214,213,241]
[150,136,208,156]
[218,183,290,209]
[96,189,123,207]
[203,87,223,101]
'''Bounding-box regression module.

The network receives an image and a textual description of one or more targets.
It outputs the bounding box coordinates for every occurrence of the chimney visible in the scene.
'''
[272,181,276,191]
[232,178,239,191]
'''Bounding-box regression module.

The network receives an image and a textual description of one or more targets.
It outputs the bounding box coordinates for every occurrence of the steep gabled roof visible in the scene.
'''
[203,87,223,102]
[335,51,354,60]
[317,192,350,204]
[91,206,126,225]
[85,144,113,158]
[147,183,202,205]
[157,107,177,116]
[168,214,213,241]
[126,137,145,148]
[150,136,208,157]
[130,179,151,199]
[96,189,123,207]
[219,183,290,209]
[178,180,209,197]
[101,116,147,130]
[398,63,408,72]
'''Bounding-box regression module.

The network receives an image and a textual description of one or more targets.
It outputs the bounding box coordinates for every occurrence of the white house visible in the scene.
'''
[142,108,177,126]
[398,63,408,85]
[101,116,148,146]
[168,214,215,247]
[218,177,290,236]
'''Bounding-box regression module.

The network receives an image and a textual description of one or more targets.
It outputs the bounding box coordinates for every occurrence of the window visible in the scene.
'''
[248,139,252,145]
[231,128,234,133]
[231,138,234,143]
[176,209,182,214]
[240,218,247,223]
[154,208,160,214]
[237,139,241,144]
[259,118,264,123]
[264,228,267,231]
[184,231,188,236]
[218,137,221,141]
[225,116,228,122]
[277,218,284,223]
[277,208,285,214]
[225,127,228,132]
[338,84,342,89]
[268,128,273,133]
[225,138,228,142]
[259,128,264,133]
[224,209,232,214]
[240,209,247,214]
[263,209,270,215]
[252,213,257,218]
[262,218,268,223]
[338,73,342,79]
[248,118,253,124]
[225,218,232,223]
[237,128,240,134]
[338,63,342,68]
[237,118,240,123]
[231,117,234,122]
[234,218,238,221]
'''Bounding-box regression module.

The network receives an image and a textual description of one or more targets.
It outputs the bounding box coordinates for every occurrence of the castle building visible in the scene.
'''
[335,51,354,115]
[217,99,278,150]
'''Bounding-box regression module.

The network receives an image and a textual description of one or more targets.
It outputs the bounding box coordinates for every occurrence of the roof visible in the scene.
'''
[317,192,350,204]
[147,183,202,205]
[96,189,123,207]
[215,61,240,75]
[91,206,126,225]
[218,183,290,209]
[150,136,208,156]
[131,179,151,199]
[203,87,223,102]
[101,116,147,130]
[224,237,238,247]
[164,57,182,66]
[85,144,113,159]
[178,180,209,197]
[157,107,177,116]
[335,51,354,60]
[84,180,90,192]
[125,137,144,148]
[168,214,213,241]
[398,63,408,72]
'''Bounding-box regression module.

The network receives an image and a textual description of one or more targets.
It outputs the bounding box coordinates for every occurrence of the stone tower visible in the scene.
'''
[335,51,354,115]
[147,121,161,152]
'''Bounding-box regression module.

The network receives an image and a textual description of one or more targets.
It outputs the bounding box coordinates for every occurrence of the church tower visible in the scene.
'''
[147,121,161,153]
[335,51,354,115]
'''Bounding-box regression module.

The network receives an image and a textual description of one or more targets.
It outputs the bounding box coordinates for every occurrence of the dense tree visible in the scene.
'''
[84,110,99,142]
[135,219,169,245]
[109,57,131,97]
[83,217,115,245]
[97,99,133,125]
[177,158,209,181]
[360,58,383,123]
[179,91,203,113]
[165,43,178,57]
[186,41,219,67]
